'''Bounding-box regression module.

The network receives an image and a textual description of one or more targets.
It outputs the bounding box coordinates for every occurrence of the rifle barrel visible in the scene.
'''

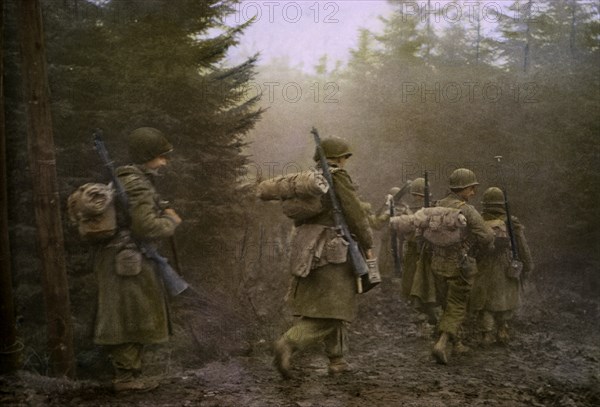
[310,127,369,281]
[424,171,430,208]
[93,130,189,296]
[503,188,520,260]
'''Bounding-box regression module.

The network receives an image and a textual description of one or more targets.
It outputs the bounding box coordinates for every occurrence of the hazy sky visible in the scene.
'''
[224,1,394,72]
[223,1,541,73]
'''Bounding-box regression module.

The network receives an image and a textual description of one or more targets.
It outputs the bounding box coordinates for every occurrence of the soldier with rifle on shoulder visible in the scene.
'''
[398,176,440,334]
[92,127,183,392]
[273,132,376,379]
[470,186,534,346]
[372,183,410,286]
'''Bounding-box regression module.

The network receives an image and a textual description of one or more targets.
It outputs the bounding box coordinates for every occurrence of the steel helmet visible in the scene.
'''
[313,137,352,162]
[449,168,479,190]
[128,127,173,164]
[389,187,401,196]
[410,177,426,196]
[482,187,505,205]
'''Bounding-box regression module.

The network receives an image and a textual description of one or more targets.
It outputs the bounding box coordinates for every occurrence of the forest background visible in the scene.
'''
[2,0,599,378]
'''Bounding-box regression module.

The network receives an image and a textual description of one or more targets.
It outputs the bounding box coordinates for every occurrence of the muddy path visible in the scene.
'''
[2,266,599,407]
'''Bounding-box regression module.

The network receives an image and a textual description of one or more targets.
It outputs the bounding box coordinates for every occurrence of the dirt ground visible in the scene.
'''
[1,260,599,407]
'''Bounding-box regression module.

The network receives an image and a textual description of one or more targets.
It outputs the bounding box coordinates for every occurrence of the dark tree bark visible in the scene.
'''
[0,0,22,375]
[17,0,75,378]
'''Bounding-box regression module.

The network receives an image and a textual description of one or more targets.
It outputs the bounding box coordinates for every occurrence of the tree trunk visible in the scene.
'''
[569,0,577,60]
[17,0,76,378]
[0,0,22,375]
[475,14,481,65]
[523,0,533,72]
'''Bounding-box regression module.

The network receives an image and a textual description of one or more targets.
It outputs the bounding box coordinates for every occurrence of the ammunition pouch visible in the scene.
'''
[289,225,349,278]
[322,234,349,265]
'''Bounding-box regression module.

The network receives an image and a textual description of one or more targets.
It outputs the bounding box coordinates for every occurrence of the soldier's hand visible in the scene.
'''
[365,249,374,259]
[385,194,393,207]
[164,208,182,225]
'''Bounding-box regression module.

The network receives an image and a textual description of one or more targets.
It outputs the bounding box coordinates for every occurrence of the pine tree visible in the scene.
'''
[493,0,554,73]
[29,0,262,287]
[378,2,428,66]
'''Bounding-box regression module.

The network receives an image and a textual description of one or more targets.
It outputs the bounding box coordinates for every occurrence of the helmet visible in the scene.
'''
[449,168,479,190]
[313,137,352,162]
[410,178,426,196]
[482,187,505,205]
[128,127,173,164]
[389,187,401,196]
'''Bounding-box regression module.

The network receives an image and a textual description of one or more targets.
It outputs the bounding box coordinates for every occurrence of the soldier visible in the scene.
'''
[374,186,404,283]
[273,136,374,379]
[400,178,426,300]
[470,187,534,345]
[93,127,182,392]
[430,168,494,364]
[398,178,439,332]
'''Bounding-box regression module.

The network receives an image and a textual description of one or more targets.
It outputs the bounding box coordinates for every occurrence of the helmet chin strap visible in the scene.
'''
[143,166,163,177]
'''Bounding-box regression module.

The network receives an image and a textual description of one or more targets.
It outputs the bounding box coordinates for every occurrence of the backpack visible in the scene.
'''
[485,218,511,251]
[257,169,330,221]
[67,182,117,241]
[413,206,467,247]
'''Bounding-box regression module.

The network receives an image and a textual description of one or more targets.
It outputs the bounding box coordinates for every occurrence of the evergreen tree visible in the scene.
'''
[434,20,472,66]
[23,0,263,289]
[494,0,553,73]
[378,1,428,66]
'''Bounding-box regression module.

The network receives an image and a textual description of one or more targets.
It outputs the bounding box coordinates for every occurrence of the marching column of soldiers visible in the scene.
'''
[268,135,534,377]
[77,129,533,391]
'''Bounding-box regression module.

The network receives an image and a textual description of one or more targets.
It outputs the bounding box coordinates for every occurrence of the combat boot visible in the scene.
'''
[497,324,510,345]
[432,332,452,365]
[328,357,352,375]
[453,340,471,354]
[481,331,496,347]
[273,338,294,379]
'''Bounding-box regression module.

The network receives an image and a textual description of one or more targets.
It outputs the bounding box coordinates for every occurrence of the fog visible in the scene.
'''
[233,0,599,264]
[2,1,598,402]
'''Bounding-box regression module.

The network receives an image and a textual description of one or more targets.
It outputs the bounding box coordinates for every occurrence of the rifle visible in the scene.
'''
[423,171,430,208]
[159,199,184,276]
[494,156,524,288]
[374,181,412,216]
[93,129,189,297]
[311,127,380,293]
[416,171,432,254]
[388,180,412,278]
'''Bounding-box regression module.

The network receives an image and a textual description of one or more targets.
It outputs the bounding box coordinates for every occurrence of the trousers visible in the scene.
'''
[281,317,348,359]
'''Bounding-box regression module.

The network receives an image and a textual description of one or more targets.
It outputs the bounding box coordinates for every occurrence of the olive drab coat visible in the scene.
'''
[93,165,178,345]
[470,208,534,313]
[288,165,374,323]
